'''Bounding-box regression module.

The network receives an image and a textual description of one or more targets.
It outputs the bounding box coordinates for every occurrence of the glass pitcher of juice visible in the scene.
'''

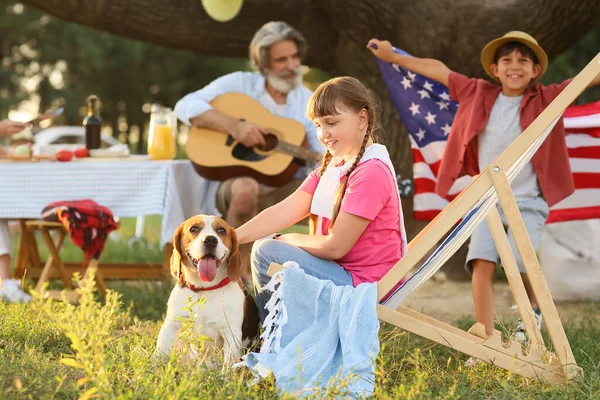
[147,105,177,160]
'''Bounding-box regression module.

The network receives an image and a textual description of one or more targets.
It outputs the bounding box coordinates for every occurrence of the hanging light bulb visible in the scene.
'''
[201,0,244,22]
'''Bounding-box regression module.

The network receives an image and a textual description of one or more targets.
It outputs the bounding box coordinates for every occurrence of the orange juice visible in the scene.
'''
[148,124,176,160]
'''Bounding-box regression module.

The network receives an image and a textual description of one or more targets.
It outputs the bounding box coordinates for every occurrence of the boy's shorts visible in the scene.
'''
[466,196,549,274]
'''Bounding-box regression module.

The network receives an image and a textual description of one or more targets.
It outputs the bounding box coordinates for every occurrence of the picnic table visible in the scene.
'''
[0,156,217,280]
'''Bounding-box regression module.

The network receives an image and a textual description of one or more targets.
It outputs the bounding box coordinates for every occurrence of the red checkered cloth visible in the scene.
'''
[41,199,119,266]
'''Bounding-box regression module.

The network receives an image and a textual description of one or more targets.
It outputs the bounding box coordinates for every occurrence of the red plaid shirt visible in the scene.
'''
[41,199,119,265]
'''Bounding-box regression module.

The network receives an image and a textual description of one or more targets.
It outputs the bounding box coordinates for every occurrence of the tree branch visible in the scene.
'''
[21,0,310,59]
[21,0,600,76]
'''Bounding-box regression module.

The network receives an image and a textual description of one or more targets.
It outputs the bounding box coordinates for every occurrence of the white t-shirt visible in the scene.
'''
[258,91,288,117]
[478,93,541,199]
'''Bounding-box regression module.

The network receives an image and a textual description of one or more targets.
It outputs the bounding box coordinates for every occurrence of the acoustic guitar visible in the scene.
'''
[186,93,322,187]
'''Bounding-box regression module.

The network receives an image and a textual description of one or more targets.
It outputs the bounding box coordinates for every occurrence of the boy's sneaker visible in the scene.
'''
[0,279,31,303]
[512,304,542,344]
[464,357,484,368]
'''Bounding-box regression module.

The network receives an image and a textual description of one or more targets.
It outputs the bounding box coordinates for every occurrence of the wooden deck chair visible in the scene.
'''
[268,53,600,385]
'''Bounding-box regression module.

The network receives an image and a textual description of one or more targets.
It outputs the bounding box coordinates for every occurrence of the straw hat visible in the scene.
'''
[480,31,548,81]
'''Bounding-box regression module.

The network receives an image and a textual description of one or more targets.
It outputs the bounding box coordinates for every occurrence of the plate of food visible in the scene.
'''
[0,144,54,162]
[89,145,130,158]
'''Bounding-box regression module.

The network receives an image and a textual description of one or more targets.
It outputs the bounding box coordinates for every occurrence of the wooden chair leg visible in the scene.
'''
[162,243,173,276]
[12,219,31,279]
[94,269,108,296]
[85,259,108,296]
[25,225,46,284]
[28,231,43,271]
[35,254,57,293]
[39,227,70,289]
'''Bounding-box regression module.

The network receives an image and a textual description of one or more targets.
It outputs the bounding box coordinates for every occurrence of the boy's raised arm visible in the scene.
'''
[367,39,452,87]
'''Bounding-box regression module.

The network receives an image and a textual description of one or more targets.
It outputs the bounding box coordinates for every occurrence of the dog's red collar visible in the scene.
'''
[184,277,231,292]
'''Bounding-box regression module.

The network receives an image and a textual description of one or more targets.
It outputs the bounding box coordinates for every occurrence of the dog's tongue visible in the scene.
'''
[198,257,217,282]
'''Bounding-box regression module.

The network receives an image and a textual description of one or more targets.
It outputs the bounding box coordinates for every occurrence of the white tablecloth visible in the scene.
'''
[0,158,221,246]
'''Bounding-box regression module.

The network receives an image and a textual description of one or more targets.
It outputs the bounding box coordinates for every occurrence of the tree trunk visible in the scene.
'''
[20,0,600,279]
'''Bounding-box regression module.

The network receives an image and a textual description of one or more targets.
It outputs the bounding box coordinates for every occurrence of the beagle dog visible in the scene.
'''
[154,215,259,364]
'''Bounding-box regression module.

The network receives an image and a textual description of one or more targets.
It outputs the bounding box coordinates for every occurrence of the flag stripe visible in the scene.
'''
[413,179,462,199]
[565,127,600,137]
[414,210,446,221]
[410,138,446,164]
[413,193,451,211]
[573,172,600,189]
[413,162,438,181]
[564,101,600,118]
[569,158,600,173]
[546,206,600,223]
[565,134,600,148]
[567,146,600,159]
[551,189,600,210]
[412,152,440,176]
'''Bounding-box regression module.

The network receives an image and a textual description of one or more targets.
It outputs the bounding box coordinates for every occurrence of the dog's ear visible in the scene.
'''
[226,229,244,281]
[170,222,185,286]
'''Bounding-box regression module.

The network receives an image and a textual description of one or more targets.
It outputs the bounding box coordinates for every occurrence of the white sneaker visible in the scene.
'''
[464,357,484,368]
[511,304,542,344]
[0,279,31,303]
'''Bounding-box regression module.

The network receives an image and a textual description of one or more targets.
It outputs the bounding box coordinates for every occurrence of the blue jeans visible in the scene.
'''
[251,239,353,321]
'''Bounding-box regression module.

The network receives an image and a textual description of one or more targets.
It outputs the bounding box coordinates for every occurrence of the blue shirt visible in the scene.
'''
[174,71,324,158]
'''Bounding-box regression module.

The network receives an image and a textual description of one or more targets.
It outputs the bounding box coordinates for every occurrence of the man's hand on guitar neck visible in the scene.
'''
[190,110,267,148]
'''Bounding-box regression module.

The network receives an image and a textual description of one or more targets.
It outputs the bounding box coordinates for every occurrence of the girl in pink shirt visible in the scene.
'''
[236,76,407,321]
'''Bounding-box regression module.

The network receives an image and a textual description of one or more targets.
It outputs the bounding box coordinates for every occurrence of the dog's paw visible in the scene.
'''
[151,349,170,364]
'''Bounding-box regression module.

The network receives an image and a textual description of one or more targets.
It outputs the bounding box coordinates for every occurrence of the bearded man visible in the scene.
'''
[175,21,322,280]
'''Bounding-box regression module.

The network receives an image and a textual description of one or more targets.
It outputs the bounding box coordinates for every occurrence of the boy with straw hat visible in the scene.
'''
[367,31,600,350]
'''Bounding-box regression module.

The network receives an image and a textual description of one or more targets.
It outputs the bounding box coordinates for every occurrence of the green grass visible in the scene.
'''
[2,283,599,399]
[2,218,599,399]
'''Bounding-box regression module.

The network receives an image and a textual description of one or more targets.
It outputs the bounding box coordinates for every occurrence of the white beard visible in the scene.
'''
[266,69,303,94]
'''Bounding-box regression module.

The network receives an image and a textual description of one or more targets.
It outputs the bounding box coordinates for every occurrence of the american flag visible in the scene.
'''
[376,47,600,224]
[549,101,600,223]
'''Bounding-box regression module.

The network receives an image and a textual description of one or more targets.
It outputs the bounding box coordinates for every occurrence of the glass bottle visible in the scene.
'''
[83,95,102,149]
[147,104,177,160]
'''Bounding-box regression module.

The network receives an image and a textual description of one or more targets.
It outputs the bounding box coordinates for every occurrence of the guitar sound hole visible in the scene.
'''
[231,144,266,162]
[227,133,279,163]
[257,133,279,152]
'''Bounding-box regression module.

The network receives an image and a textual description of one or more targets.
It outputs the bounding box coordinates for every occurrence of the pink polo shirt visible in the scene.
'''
[436,72,574,207]
[300,159,403,286]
